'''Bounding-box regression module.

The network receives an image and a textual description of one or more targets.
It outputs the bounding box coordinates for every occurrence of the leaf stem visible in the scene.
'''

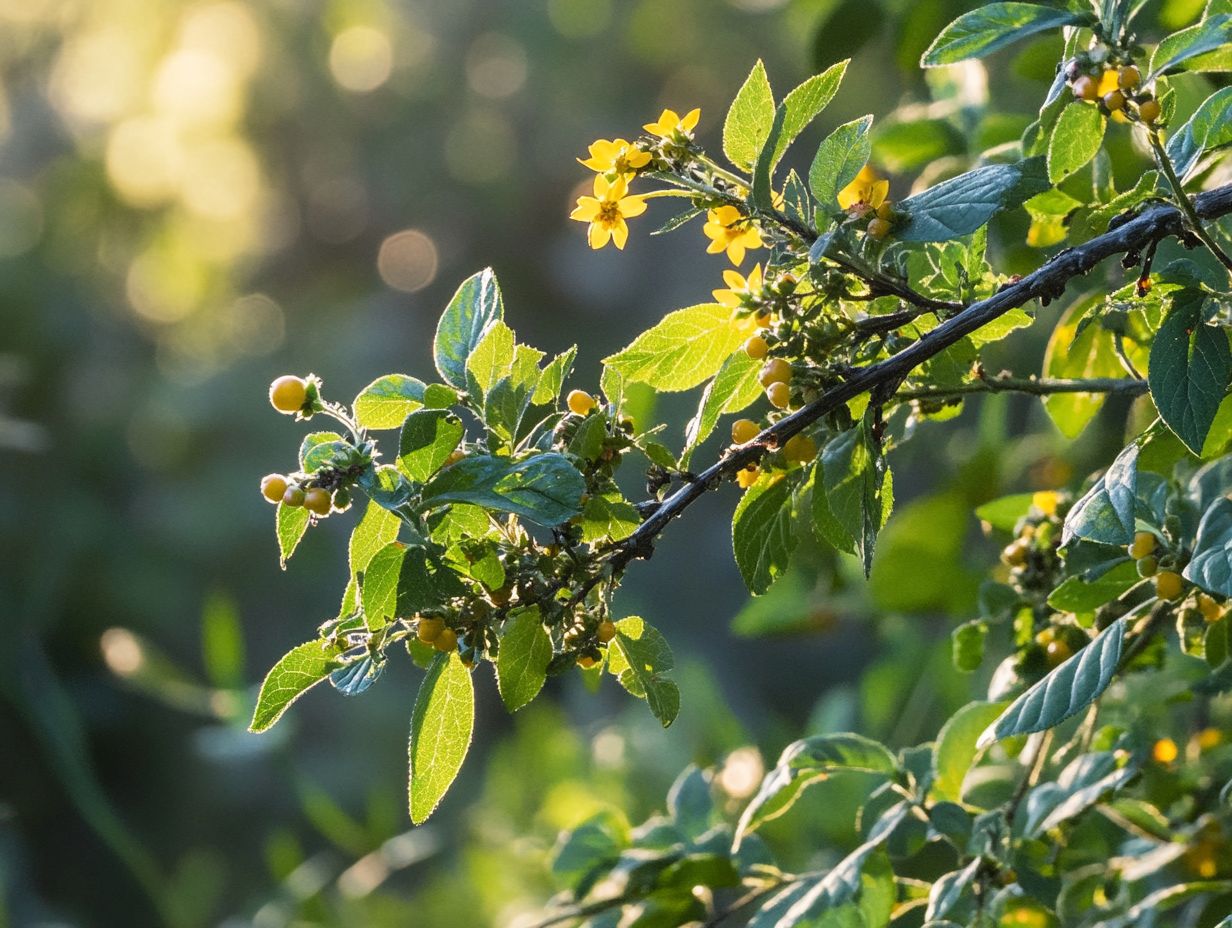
[1149,130,1232,274]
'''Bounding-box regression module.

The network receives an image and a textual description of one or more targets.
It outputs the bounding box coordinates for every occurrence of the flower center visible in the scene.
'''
[599,201,621,224]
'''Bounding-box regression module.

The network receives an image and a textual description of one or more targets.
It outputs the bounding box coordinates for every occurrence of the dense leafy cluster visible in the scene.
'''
[247,0,1232,924]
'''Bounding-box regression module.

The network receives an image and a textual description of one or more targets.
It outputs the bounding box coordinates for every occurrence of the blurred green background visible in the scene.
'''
[0,0,1192,924]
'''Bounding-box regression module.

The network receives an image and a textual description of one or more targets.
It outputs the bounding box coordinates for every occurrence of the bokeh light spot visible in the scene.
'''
[101,628,144,677]
[179,136,261,220]
[465,33,528,99]
[547,0,613,38]
[377,229,439,293]
[329,26,393,93]
[105,116,185,207]
[152,48,242,128]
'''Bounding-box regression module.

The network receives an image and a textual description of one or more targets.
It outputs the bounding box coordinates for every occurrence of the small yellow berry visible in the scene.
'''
[1045,639,1073,668]
[261,474,288,503]
[758,358,792,388]
[731,418,760,444]
[1137,556,1158,578]
[1152,737,1179,764]
[1129,531,1157,559]
[1002,541,1028,567]
[282,486,305,507]
[1072,75,1098,101]
[433,628,458,652]
[417,617,445,643]
[1138,98,1162,123]
[1155,570,1184,600]
[766,381,791,409]
[1103,89,1126,111]
[1118,65,1141,90]
[597,620,616,643]
[567,390,596,415]
[303,487,332,516]
[1197,727,1223,751]
[743,335,770,360]
[736,465,760,489]
[578,654,597,669]
[269,375,308,415]
[782,433,818,464]
[867,217,890,239]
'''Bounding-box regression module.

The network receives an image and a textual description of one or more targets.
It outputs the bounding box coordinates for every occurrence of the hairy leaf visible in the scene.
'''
[250,638,346,732]
[1149,13,1232,79]
[809,115,874,210]
[434,268,503,390]
[752,61,849,204]
[496,606,552,712]
[1149,290,1232,455]
[932,701,1008,802]
[1062,442,1138,546]
[603,304,748,392]
[1167,87,1232,181]
[921,3,1090,66]
[1185,498,1232,596]
[897,159,1050,242]
[682,350,763,467]
[607,616,678,727]
[352,374,427,429]
[409,652,475,823]
[1048,102,1106,183]
[733,475,797,595]
[419,453,585,526]
[723,60,775,171]
[276,502,311,569]
[398,409,465,483]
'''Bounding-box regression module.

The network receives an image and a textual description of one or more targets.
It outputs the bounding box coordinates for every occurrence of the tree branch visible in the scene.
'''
[606,181,1232,572]
[891,374,1149,404]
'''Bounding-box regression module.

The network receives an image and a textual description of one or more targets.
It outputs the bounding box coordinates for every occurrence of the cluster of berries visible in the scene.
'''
[1066,50,1161,124]
[260,375,345,517]
[1127,530,1186,600]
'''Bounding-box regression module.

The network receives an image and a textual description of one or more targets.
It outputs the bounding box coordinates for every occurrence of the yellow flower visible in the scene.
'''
[838,164,889,212]
[712,264,763,308]
[644,107,700,140]
[570,175,648,250]
[703,205,762,266]
[578,138,652,178]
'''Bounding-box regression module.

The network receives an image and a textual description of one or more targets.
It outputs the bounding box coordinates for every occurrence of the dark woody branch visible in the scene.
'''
[605,181,1232,569]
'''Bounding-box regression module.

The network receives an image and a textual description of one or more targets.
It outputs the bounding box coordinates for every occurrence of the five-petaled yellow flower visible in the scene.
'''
[570,175,648,250]
[703,205,762,266]
[644,107,701,140]
[712,264,764,308]
[578,138,652,178]
[838,164,889,212]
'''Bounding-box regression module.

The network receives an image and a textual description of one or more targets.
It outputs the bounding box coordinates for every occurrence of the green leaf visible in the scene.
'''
[1043,296,1123,438]
[1167,87,1232,181]
[978,617,1126,748]
[735,733,898,842]
[751,61,849,203]
[250,638,346,733]
[1184,498,1232,596]
[681,350,762,467]
[897,158,1050,242]
[1048,103,1107,183]
[419,453,584,526]
[580,494,641,543]
[921,3,1090,66]
[1149,13,1232,79]
[299,431,345,471]
[974,493,1035,532]
[349,501,401,579]
[603,304,747,392]
[809,115,874,210]
[607,616,679,727]
[465,320,516,397]
[732,475,797,595]
[360,542,407,628]
[408,652,475,824]
[723,59,775,171]
[1047,561,1139,611]
[931,701,1007,802]
[352,375,427,430]
[398,409,465,482]
[1062,442,1138,546]
[276,502,311,569]
[532,346,577,405]
[926,859,981,923]
[434,268,503,390]
[814,422,891,574]
[495,606,552,712]
[951,620,988,673]
[1149,290,1232,455]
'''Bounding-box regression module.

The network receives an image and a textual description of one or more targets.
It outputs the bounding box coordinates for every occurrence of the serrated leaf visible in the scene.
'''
[352,375,427,429]
[735,733,898,843]
[1184,498,1232,596]
[931,701,1007,802]
[360,542,407,629]
[408,652,474,823]
[979,617,1126,747]
[418,453,584,526]
[299,431,345,471]
[813,422,891,573]
[250,638,346,732]
[496,606,551,712]
[921,3,1090,66]
[751,61,849,205]
[349,500,401,579]
[398,409,465,482]
[809,115,874,209]
[1149,13,1232,79]
[434,268,503,390]
[1062,442,1138,546]
[465,320,516,398]
[276,502,311,569]
[681,350,762,467]
[733,475,797,595]
[1167,87,1232,182]
[1149,290,1232,455]
[723,60,775,171]
[1048,102,1106,183]
[603,304,747,392]
[608,616,678,727]
[580,494,641,543]
[897,158,1050,242]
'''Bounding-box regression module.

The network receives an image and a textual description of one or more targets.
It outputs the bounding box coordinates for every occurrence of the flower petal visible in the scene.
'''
[681,108,700,131]
[571,197,601,221]
[618,195,647,217]
[588,222,611,249]
[611,218,629,250]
